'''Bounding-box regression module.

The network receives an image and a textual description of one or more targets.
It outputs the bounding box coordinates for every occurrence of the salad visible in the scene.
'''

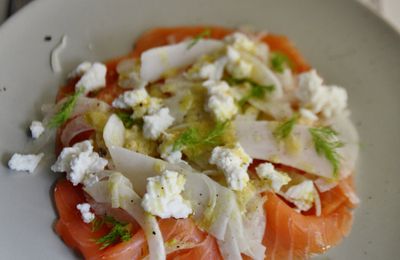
[7,26,359,259]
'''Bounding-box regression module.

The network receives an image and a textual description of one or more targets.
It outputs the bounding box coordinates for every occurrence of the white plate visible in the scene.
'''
[0,0,399,259]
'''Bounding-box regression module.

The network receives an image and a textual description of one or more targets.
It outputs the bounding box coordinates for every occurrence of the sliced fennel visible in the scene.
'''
[234,119,356,179]
[238,51,283,99]
[144,214,166,260]
[217,224,242,260]
[183,170,235,240]
[220,187,266,260]
[106,132,267,259]
[84,172,165,260]
[140,39,224,82]
[103,114,125,150]
[84,172,145,225]
[109,146,166,196]
[108,147,236,242]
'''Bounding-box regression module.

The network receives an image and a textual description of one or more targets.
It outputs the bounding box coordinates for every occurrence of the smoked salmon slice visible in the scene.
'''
[54,179,111,259]
[54,179,222,260]
[263,177,355,260]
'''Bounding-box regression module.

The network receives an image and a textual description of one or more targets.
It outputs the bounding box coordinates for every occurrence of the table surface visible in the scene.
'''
[0,0,399,31]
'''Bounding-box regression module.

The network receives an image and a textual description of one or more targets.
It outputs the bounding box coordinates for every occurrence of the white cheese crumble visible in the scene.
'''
[227,46,240,62]
[112,88,149,109]
[224,34,256,79]
[159,144,183,164]
[158,134,184,164]
[255,162,291,192]
[75,62,107,94]
[76,203,95,223]
[143,107,174,140]
[297,70,348,119]
[203,80,238,122]
[68,61,92,78]
[141,170,192,219]
[8,153,44,173]
[209,143,252,191]
[51,140,108,186]
[132,97,163,119]
[199,57,227,81]
[29,121,45,139]
[226,45,253,79]
[276,67,295,91]
[163,150,182,164]
[225,32,269,61]
[226,59,253,79]
[225,32,258,53]
[284,180,315,212]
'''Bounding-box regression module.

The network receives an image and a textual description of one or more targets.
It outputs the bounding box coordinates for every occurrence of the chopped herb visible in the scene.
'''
[270,52,290,73]
[173,121,229,151]
[202,120,229,145]
[91,217,105,232]
[95,216,131,249]
[273,115,299,140]
[226,77,275,106]
[225,77,252,86]
[115,111,143,129]
[173,127,200,151]
[187,29,211,49]
[48,87,84,128]
[239,84,275,106]
[309,127,344,178]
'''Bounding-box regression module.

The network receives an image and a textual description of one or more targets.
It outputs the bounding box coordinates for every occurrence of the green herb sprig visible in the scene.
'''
[91,217,105,232]
[202,120,229,145]
[309,127,344,178]
[173,127,200,151]
[115,111,143,129]
[270,52,291,73]
[173,121,229,151]
[226,77,275,106]
[187,29,211,49]
[48,87,84,128]
[95,216,131,250]
[273,115,299,140]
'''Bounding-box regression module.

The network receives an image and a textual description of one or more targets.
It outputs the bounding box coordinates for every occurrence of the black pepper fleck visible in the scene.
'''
[44,35,52,41]
[176,245,180,248]
[152,231,156,235]
[199,193,203,196]
[131,200,134,203]
[98,148,107,157]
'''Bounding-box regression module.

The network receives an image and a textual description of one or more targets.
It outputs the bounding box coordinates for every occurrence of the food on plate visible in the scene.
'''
[8,26,359,259]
